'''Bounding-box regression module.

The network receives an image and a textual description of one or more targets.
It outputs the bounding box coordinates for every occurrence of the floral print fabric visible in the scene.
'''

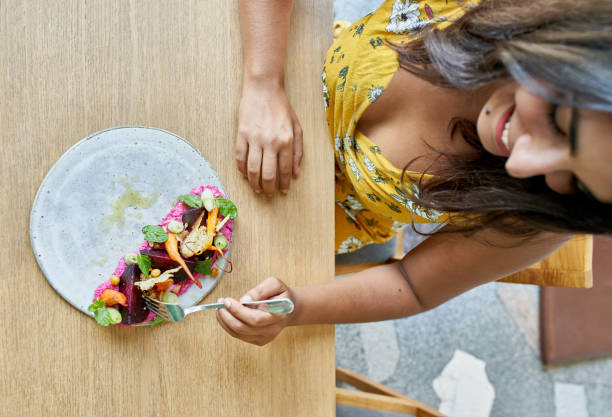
[324,0,468,254]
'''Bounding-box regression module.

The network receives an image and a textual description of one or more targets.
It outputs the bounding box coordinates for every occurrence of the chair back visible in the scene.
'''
[499,235,592,288]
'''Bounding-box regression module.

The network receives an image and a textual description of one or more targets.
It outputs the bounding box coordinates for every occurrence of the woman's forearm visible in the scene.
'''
[238,0,294,86]
[287,229,569,326]
[288,263,425,326]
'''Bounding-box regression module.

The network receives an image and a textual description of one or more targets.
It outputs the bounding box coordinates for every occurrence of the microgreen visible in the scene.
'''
[88,300,105,313]
[136,254,152,278]
[88,300,122,326]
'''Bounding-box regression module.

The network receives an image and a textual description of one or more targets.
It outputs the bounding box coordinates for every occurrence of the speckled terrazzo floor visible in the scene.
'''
[332,2,612,416]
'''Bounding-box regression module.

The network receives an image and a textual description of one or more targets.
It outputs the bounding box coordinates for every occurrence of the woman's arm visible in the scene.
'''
[216,230,570,344]
[235,0,303,197]
[290,230,570,325]
[239,0,293,85]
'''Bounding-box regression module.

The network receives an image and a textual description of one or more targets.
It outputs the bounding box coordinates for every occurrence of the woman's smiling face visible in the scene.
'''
[476,82,612,203]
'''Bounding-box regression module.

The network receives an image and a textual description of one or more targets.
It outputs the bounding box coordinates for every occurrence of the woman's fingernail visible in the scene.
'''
[280,189,288,195]
[217,298,224,304]
[255,189,261,194]
[240,295,253,303]
[224,299,232,308]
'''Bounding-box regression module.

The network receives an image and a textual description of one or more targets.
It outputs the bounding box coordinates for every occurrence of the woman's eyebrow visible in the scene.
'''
[569,107,580,155]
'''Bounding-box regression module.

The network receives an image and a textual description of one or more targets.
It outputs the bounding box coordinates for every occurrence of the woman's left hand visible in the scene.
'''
[215,277,294,346]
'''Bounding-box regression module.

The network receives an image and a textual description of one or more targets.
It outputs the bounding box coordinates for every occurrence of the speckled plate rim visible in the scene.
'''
[29,126,231,326]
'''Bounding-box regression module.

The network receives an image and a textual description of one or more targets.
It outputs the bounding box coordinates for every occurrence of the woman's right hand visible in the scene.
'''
[215,277,295,346]
[235,80,303,197]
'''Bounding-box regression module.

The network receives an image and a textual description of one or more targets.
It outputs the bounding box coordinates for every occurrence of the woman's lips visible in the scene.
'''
[495,105,515,156]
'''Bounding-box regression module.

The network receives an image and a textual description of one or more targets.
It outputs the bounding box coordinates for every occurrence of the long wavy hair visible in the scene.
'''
[391,0,612,237]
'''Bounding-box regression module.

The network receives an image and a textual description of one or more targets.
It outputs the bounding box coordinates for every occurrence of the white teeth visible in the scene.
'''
[501,120,511,150]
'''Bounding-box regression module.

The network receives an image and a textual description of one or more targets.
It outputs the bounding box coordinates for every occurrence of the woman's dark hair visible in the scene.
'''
[391,0,612,237]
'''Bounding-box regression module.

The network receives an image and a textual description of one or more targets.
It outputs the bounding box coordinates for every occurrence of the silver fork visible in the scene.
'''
[143,295,294,322]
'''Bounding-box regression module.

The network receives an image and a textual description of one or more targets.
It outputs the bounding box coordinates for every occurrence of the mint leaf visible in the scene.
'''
[216,198,238,219]
[142,225,168,243]
[178,194,202,208]
[88,300,105,312]
[137,254,151,278]
[150,317,166,327]
[94,308,111,327]
[194,258,212,275]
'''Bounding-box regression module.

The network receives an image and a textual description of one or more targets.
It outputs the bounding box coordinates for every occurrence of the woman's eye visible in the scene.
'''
[547,103,565,137]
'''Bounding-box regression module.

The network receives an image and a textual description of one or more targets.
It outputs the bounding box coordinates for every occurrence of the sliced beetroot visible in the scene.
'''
[139,249,197,283]
[182,207,205,230]
[119,264,149,325]
[140,249,182,270]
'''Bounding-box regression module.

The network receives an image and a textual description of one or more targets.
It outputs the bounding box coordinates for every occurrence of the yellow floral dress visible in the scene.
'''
[324,0,471,254]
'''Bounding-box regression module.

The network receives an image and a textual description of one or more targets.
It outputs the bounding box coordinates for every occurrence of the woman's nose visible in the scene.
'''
[504,134,570,179]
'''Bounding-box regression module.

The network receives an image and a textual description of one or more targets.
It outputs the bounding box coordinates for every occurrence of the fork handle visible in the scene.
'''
[186,298,294,315]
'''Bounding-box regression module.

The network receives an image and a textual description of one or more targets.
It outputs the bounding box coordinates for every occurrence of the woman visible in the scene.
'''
[221,0,612,345]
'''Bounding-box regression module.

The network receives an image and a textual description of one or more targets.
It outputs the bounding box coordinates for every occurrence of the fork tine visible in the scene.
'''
[144,301,162,316]
[142,295,156,310]
[143,296,172,321]
[147,304,172,321]
[143,300,159,315]
[144,300,165,316]
[143,295,159,306]
[154,311,172,321]
[143,297,159,311]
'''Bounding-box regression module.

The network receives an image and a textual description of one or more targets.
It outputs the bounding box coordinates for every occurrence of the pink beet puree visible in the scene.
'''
[93,185,234,325]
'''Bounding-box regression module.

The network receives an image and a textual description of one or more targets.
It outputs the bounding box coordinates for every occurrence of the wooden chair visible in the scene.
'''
[336,234,593,288]
[336,367,444,417]
[498,235,592,287]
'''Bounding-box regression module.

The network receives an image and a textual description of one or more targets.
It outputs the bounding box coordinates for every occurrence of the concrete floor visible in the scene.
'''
[332,1,612,416]
[336,229,612,417]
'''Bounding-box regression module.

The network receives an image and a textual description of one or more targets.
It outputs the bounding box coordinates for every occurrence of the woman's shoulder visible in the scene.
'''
[326,0,475,78]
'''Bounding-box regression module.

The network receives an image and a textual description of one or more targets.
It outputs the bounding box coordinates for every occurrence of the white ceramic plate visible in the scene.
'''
[30,127,231,323]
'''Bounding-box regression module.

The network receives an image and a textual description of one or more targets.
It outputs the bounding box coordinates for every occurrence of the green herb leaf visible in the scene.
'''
[216,198,238,219]
[137,254,151,278]
[150,317,166,327]
[89,301,122,327]
[88,299,105,313]
[142,225,168,243]
[94,308,111,327]
[178,194,202,208]
[194,258,212,275]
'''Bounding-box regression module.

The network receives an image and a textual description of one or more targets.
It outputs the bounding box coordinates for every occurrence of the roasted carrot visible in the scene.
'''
[195,206,219,255]
[165,232,202,288]
[154,278,174,292]
[206,207,219,234]
[99,289,128,307]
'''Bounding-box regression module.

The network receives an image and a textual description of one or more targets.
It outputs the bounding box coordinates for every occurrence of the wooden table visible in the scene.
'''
[0,1,335,415]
